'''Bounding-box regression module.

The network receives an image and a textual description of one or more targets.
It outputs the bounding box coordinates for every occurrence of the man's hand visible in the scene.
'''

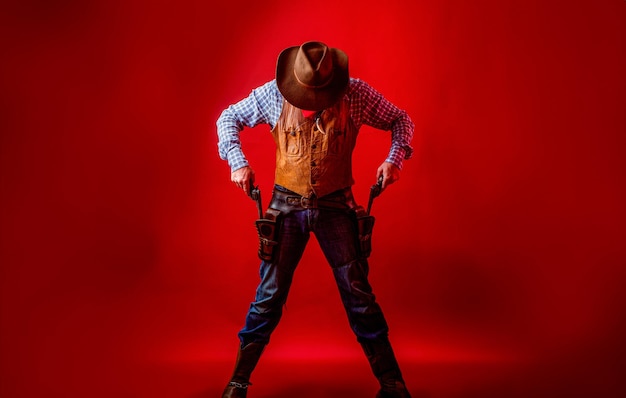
[376,161,400,191]
[231,166,255,196]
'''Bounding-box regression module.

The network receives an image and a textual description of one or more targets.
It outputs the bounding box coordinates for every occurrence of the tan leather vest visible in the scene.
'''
[272,99,357,198]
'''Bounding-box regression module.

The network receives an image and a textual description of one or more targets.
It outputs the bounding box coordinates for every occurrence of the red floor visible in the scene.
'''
[156,349,626,398]
[3,340,622,398]
[49,359,624,398]
[2,268,624,398]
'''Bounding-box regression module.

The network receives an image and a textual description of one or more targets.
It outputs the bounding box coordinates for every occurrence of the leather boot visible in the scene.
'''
[361,339,412,398]
[221,342,265,398]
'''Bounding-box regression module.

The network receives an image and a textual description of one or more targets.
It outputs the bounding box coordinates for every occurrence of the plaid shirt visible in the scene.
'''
[217,78,414,172]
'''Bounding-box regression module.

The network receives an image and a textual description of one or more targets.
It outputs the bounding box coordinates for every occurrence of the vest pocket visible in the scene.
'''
[284,130,302,156]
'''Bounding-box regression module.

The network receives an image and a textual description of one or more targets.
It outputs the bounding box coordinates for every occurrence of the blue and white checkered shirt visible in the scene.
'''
[217,78,414,172]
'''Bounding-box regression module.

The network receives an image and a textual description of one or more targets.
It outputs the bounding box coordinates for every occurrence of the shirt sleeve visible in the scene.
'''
[216,80,282,172]
[350,79,414,169]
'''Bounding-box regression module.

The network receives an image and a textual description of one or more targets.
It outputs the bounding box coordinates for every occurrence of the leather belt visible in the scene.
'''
[269,187,355,213]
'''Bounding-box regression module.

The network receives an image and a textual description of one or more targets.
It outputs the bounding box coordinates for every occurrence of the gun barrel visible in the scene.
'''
[255,189,263,219]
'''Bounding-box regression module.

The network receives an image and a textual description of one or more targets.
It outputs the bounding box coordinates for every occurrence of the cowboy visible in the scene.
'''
[217,41,414,398]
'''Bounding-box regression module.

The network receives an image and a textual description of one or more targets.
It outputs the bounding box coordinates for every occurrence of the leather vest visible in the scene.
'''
[272,99,357,198]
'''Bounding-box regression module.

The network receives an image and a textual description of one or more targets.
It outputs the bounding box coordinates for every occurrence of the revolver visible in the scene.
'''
[366,176,384,215]
[248,182,263,219]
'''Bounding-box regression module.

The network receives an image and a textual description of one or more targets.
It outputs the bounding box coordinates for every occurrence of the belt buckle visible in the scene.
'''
[300,195,317,209]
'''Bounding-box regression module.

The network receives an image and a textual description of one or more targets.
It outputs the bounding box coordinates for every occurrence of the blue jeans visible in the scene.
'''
[238,206,390,347]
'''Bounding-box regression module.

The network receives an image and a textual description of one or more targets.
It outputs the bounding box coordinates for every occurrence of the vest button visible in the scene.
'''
[311,144,317,149]
[311,161,316,166]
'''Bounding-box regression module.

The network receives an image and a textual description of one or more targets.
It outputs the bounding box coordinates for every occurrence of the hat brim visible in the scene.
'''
[276,45,349,111]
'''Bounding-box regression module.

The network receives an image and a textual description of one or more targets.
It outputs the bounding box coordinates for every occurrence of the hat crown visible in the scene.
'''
[276,41,349,111]
[294,42,334,88]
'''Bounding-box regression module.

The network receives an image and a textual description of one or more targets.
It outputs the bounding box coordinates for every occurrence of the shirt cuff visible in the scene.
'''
[226,149,249,172]
[385,146,407,170]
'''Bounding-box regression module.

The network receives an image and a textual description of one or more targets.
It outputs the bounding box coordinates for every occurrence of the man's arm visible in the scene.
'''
[216,80,282,195]
[351,79,414,190]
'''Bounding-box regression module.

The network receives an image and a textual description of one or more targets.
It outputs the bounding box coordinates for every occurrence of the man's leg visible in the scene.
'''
[314,209,411,398]
[222,210,309,398]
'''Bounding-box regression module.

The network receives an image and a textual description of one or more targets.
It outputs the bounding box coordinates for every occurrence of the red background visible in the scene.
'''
[1,1,625,397]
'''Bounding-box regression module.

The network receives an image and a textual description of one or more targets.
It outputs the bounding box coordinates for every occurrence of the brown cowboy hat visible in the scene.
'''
[276,41,349,111]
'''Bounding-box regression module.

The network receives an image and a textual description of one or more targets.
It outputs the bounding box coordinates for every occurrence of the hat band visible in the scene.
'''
[293,68,335,89]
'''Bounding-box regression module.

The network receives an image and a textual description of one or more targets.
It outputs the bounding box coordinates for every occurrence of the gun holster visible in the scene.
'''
[354,206,375,259]
[255,208,281,262]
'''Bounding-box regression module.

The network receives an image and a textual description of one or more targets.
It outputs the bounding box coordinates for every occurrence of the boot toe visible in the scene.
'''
[376,380,412,398]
